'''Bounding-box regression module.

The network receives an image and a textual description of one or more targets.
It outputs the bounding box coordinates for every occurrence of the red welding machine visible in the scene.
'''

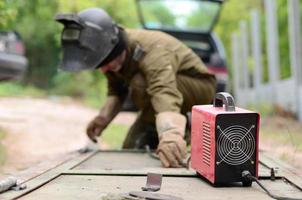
[191,92,260,186]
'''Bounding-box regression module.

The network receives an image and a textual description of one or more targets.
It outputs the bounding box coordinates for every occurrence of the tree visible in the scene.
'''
[0,0,18,29]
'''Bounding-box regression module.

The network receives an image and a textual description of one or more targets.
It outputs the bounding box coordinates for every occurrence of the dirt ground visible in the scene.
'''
[0,97,136,178]
[0,97,301,178]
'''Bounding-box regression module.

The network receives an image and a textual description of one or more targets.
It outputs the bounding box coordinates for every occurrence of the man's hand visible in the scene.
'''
[155,111,187,168]
[156,133,187,168]
[86,115,109,143]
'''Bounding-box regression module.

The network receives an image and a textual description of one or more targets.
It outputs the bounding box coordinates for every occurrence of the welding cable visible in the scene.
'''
[242,171,302,200]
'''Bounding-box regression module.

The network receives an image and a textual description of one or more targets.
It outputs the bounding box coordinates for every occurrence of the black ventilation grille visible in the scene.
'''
[202,121,211,166]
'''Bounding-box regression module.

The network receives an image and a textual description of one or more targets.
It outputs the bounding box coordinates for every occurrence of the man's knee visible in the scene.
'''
[176,74,216,112]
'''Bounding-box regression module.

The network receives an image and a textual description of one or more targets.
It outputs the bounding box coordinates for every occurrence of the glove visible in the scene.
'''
[156,132,187,168]
[155,112,187,168]
[86,115,109,143]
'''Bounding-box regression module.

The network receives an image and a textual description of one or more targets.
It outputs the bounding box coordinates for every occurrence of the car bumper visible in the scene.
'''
[0,52,28,80]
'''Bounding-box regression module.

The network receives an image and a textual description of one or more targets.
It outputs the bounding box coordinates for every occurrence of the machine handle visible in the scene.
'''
[213,92,236,111]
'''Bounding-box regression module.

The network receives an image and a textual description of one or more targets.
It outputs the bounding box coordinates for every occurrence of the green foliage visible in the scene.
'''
[138,1,175,27]
[0,0,295,99]
[0,0,18,29]
[215,0,263,83]
[277,0,291,79]
[12,0,60,87]
[56,0,139,27]
[0,1,139,108]
[50,71,108,108]
[215,0,293,85]
[187,2,220,31]
[0,82,45,97]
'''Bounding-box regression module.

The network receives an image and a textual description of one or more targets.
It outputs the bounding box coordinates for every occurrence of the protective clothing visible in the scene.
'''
[105,29,216,115]
[57,13,217,167]
[86,96,122,142]
[155,112,187,167]
[103,29,215,168]
[55,8,126,71]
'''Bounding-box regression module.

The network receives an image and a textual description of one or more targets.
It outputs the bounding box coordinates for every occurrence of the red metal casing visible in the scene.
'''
[191,98,260,185]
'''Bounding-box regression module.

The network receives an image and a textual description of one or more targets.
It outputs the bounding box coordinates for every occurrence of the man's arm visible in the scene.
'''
[87,73,128,142]
[139,47,187,167]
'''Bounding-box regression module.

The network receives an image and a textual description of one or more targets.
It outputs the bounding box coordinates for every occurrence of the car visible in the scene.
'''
[136,0,228,92]
[0,31,28,81]
[123,0,228,111]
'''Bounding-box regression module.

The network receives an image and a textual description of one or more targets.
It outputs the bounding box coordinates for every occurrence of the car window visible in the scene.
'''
[137,0,222,33]
[183,40,211,51]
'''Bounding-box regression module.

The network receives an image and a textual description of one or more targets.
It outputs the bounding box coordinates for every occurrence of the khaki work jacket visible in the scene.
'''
[105,29,215,114]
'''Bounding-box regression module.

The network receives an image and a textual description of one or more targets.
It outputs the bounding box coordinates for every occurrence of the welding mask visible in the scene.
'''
[55,8,125,72]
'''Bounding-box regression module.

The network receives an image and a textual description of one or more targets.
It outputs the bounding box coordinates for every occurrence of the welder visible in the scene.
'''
[55,7,216,168]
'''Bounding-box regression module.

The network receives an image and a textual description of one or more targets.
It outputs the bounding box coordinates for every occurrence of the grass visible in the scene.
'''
[0,82,45,97]
[101,123,130,149]
[261,124,302,151]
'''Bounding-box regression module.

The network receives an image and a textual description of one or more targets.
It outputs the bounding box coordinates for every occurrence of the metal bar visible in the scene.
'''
[231,33,241,105]
[61,169,196,177]
[240,21,250,90]
[264,0,280,104]
[240,21,250,107]
[1,152,95,199]
[288,0,302,120]
[250,10,262,108]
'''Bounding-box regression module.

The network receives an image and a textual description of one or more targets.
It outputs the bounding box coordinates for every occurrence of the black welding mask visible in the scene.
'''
[55,8,124,72]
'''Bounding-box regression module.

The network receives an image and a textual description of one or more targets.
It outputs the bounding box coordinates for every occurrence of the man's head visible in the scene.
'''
[55,8,126,72]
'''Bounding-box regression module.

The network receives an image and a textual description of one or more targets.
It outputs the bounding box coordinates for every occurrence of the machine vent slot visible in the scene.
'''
[216,125,256,166]
[202,122,211,166]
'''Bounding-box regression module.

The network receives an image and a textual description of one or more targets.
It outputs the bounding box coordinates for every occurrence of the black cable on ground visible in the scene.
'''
[242,170,302,200]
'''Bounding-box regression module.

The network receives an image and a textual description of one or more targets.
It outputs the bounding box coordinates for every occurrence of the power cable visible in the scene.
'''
[242,170,302,200]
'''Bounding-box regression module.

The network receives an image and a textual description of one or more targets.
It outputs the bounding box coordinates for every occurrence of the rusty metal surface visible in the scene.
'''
[1,150,302,200]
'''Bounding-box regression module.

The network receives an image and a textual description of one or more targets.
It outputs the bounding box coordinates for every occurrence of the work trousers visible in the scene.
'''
[122,73,216,149]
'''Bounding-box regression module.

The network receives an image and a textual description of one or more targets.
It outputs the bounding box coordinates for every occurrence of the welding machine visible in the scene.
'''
[191,92,260,186]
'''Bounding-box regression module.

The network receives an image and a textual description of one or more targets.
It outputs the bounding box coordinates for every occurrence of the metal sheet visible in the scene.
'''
[73,151,162,170]
[18,175,274,200]
[72,151,271,177]
[2,150,302,200]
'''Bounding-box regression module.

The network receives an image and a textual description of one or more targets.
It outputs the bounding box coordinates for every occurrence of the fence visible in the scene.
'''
[231,0,302,121]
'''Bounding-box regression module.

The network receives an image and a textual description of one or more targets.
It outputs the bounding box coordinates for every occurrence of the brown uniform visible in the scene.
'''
[105,29,216,148]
